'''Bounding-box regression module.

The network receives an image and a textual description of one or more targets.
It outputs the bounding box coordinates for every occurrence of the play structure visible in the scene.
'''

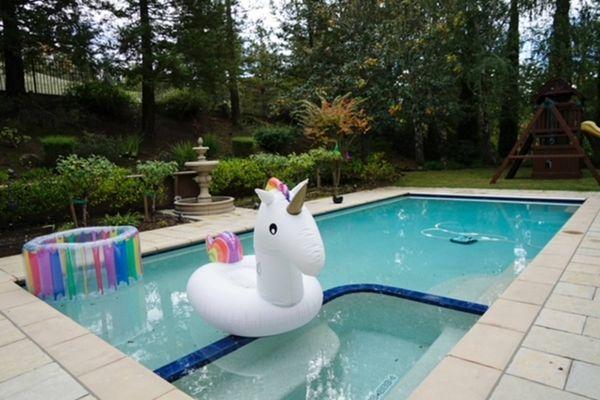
[23,226,143,299]
[491,78,600,184]
[187,177,326,337]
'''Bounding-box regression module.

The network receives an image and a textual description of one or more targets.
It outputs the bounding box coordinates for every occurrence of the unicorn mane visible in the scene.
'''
[206,232,244,263]
[265,177,290,201]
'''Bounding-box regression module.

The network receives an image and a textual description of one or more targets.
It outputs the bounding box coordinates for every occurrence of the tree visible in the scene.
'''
[224,0,241,125]
[498,0,521,158]
[139,0,155,138]
[548,0,572,80]
[0,0,26,96]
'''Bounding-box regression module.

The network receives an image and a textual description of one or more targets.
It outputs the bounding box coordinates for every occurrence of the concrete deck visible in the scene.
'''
[0,186,599,400]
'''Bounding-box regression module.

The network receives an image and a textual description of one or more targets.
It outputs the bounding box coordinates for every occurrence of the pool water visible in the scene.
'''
[47,196,576,372]
[174,293,479,400]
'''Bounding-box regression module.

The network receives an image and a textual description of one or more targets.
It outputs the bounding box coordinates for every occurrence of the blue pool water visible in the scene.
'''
[174,293,479,400]
[47,196,576,374]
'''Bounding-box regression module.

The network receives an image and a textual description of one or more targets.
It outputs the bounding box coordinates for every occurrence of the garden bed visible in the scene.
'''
[0,213,186,257]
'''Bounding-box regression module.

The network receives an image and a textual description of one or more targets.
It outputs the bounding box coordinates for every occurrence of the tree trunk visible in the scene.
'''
[548,0,572,81]
[225,0,240,126]
[0,0,26,96]
[498,0,520,158]
[140,0,155,138]
[413,109,426,165]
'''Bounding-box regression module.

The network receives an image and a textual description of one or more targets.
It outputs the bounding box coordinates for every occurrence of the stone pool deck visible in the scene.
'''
[0,186,599,399]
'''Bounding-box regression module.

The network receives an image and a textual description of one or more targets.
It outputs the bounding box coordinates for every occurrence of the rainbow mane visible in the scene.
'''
[206,232,244,263]
[265,177,290,201]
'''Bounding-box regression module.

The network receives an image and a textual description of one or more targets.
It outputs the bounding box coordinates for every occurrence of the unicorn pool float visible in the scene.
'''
[186,178,325,337]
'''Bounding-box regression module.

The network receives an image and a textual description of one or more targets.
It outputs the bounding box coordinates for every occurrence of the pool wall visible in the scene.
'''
[0,186,596,400]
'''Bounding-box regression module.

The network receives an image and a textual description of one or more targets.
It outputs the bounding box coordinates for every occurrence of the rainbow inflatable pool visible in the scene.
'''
[22,226,143,299]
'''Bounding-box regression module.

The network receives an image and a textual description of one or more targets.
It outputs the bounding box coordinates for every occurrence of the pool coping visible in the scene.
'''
[1,185,600,400]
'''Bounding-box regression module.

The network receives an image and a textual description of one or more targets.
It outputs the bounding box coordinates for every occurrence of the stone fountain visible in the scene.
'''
[174,137,235,215]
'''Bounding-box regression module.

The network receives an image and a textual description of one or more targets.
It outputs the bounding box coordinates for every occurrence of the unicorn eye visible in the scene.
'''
[269,223,277,235]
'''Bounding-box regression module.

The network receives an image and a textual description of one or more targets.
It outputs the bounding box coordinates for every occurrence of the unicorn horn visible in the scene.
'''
[287,181,307,215]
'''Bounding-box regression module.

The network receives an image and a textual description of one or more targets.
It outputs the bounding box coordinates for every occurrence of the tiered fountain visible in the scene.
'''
[174,137,235,215]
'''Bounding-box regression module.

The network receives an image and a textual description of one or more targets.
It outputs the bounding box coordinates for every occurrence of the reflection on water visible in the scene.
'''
[47,197,575,370]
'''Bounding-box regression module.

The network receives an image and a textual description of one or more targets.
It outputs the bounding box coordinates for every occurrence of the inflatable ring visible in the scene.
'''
[23,226,143,299]
[187,178,326,337]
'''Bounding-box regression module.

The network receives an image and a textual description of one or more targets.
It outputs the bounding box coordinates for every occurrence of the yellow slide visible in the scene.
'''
[582,120,600,138]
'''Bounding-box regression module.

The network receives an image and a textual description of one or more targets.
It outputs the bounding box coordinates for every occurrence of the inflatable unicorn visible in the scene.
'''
[186,178,326,337]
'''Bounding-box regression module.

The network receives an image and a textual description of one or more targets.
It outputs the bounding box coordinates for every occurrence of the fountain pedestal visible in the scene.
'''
[174,137,235,215]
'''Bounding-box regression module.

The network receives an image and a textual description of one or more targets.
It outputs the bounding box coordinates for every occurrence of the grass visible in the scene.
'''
[399,167,600,192]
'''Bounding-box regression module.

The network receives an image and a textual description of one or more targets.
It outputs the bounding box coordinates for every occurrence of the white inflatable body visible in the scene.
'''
[186,179,326,337]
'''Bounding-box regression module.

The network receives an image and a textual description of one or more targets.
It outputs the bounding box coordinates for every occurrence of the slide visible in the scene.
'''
[582,120,600,138]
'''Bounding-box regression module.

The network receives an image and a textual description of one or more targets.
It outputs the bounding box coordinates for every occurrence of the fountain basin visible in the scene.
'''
[174,196,235,215]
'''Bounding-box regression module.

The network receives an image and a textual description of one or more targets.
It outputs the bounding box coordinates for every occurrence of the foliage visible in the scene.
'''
[100,212,143,227]
[56,222,76,232]
[0,126,30,148]
[296,93,371,154]
[156,88,210,119]
[0,170,9,185]
[75,132,123,161]
[56,154,118,200]
[202,134,221,158]
[361,152,397,182]
[119,134,143,158]
[253,126,300,154]
[67,81,137,118]
[136,160,177,193]
[40,135,77,166]
[169,141,197,169]
[0,174,70,226]
[231,136,256,157]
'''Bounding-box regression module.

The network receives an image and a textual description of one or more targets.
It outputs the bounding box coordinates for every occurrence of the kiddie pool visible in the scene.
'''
[45,195,579,399]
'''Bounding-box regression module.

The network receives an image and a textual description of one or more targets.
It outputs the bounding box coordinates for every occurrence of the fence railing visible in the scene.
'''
[0,57,87,96]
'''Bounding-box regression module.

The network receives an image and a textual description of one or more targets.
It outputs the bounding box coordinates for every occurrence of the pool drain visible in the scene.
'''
[366,374,399,400]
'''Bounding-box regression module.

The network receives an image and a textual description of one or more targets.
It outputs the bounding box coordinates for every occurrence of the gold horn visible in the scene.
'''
[287,183,307,215]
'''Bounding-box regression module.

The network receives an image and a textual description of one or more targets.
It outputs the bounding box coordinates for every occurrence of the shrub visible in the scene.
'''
[156,88,209,119]
[119,134,143,158]
[0,126,30,148]
[137,160,178,219]
[170,141,197,169]
[253,126,300,154]
[361,152,397,183]
[40,135,77,166]
[57,154,119,225]
[211,158,267,197]
[0,175,71,227]
[0,170,9,185]
[100,212,142,227]
[202,134,220,159]
[232,136,255,157]
[424,160,445,171]
[67,80,136,118]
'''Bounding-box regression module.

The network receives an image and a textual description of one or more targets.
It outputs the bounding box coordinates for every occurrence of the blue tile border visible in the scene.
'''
[154,283,488,383]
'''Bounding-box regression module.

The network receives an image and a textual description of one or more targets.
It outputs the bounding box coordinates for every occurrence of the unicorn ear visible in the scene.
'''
[255,189,274,205]
[289,179,309,198]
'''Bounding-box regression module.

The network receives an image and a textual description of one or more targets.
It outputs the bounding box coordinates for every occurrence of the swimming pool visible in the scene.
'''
[46,195,577,393]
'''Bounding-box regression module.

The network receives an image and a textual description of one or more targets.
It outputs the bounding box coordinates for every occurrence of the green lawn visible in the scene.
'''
[399,167,600,191]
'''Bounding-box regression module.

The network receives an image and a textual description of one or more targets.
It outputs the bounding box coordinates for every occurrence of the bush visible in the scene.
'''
[156,88,209,119]
[137,160,178,218]
[169,141,197,169]
[203,134,220,159]
[40,135,77,166]
[0,170,9,185]
[0,175,71,226]
[253,126,300,154]
[0,126,30,148]
[75,132,120,161]
[100,212,142,227]
[361,152,397,183]
[232,136,255,157]
[67,80,136,118]
[119,134,143,158]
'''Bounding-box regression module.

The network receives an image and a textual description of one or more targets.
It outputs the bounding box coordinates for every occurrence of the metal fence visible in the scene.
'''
[0,57,87,96]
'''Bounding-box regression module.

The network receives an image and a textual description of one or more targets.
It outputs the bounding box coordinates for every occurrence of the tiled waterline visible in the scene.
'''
[0,186,598,400]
